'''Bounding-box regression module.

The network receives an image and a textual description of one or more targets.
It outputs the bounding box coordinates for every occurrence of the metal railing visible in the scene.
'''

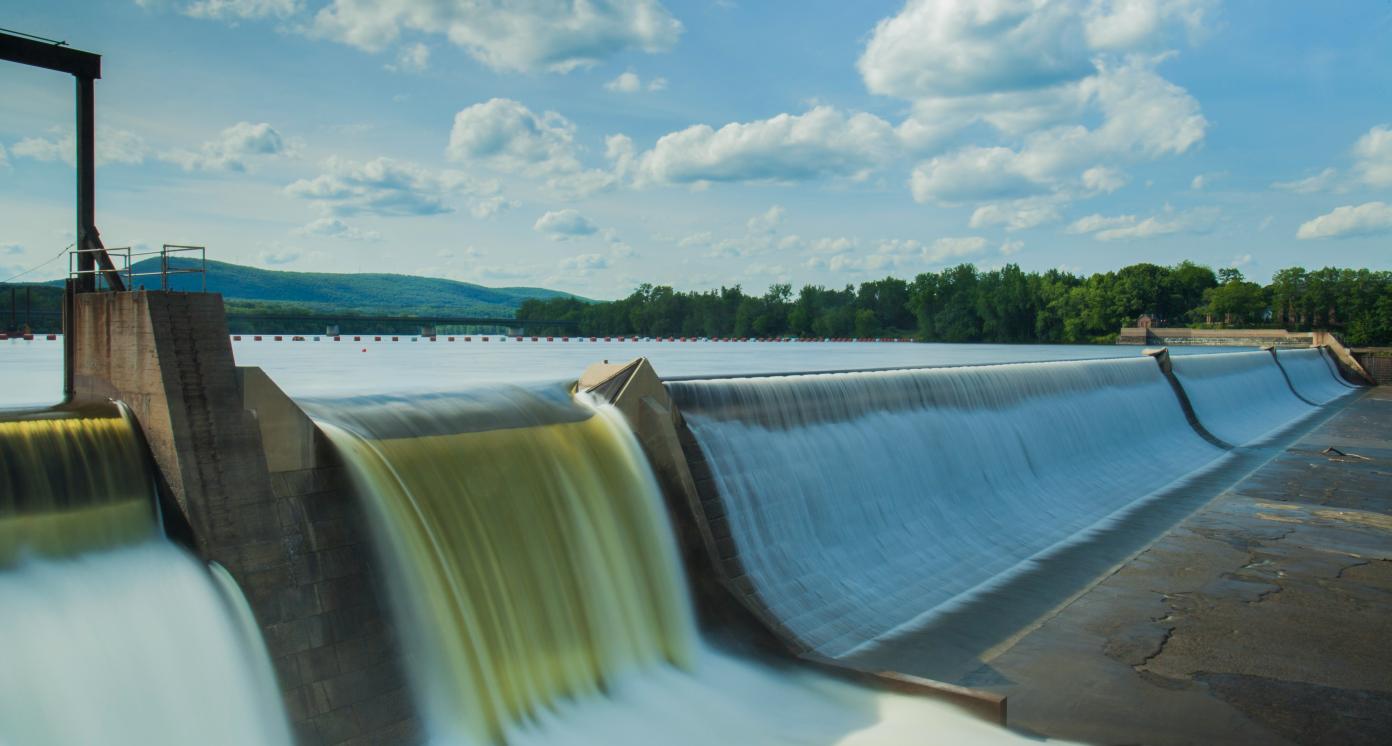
[69,244,206,292]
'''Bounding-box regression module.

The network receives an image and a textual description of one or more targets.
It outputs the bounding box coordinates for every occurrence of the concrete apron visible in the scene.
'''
[954,386,1392,745]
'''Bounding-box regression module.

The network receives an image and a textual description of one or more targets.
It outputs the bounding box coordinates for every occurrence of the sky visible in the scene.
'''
[1,0,1389,299]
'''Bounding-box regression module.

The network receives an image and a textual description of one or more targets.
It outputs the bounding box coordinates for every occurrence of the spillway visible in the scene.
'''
[309,385,1041,745]
[0,407,293,746]
[1276,347,1358,404]
[1169,350,1316,445]
[668,358,1230,659]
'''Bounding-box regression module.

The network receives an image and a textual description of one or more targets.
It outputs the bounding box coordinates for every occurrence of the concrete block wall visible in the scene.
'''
[70,291,419,745]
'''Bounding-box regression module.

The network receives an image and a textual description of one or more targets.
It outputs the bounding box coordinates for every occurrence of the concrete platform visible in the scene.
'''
[941,387,1392,745]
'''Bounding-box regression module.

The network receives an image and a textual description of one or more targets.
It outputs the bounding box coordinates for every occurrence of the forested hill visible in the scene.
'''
[45,258,581,317]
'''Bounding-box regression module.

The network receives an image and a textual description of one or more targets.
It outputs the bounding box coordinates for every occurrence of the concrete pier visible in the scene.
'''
[69,291,419,745]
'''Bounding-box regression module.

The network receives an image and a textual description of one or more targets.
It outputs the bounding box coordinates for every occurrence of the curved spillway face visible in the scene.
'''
[0,541,294,746]
[308,385,1046,745]
[0,406,157,564]
[1169,351,1317,446]
[668,357,1228,661]
[0,405,294,746]
[1277,348,1359,403]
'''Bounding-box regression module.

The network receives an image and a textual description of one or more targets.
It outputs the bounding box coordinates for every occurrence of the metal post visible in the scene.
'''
[76,75,95,292]
[62,280,74,401]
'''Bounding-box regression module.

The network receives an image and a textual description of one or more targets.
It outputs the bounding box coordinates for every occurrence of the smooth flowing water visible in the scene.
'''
[669,358,1229,659]
[1276,348,1357,404]
[0,407,293,746]
[1170,351,1316,445]
[0,336,1251,408]
[308,386,1047,745]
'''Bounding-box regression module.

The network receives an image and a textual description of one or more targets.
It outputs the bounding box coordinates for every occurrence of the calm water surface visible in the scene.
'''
[0,336,1253,407]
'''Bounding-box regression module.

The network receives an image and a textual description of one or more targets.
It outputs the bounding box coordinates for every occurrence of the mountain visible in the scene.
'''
[50,258,583,317]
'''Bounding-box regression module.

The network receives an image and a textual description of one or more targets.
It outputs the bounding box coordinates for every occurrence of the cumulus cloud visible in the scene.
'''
[309,0,682,73]
[1296,202,1392,239]
[864,2,1209,214]
[925,235,989,262]
[746,205,785,234]
[1067,206,1218,241]
[286,156,496,216]
[258,247,302,265]
[636,106,898,186]
[161,121,290,172]
[294,216,381,242]
[1272,167,1337,194]
[1353,124,1392,187]
[970,198,1063,231]
[447,98,615,198]
[534,209,599,239]
[605,70,667,93]
[12,127,149,166]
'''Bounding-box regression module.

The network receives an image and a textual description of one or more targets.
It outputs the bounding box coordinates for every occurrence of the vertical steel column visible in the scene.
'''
[76,74,95,292]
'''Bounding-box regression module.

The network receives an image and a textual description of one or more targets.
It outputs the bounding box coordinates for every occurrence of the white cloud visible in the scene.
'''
[183,0,299,21]
[287,156,495,216]
[310,0,682,73]
[1296,202,1392,239]
[294,217,381,242]
[387,42,430,72]
[908,57,1205,205]
[1272,167,1337,194]
[999,239,1024,256]
[864,2,1208,214]
[605,70,666,93]
[12,127,149,166]
[161,121,290,172]
[2,242,23,255]
[1353,124,1392,187]
[1068,206,1218,241]
[1190,174,1206,189]
[637,106,897,186]
[1082,165,1128,193]
[925,235,989,262]
[969,198,1063,231]
[606,71,641,93]
[447,98,615,198]
[534,209,599,239]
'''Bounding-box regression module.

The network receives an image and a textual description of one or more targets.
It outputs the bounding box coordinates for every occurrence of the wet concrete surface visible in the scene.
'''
[925,388,1390,744]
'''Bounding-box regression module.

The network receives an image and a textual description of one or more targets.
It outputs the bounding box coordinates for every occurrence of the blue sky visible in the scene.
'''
[1,0,1389,299]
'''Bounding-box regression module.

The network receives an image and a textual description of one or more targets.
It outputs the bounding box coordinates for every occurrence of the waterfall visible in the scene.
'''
[1170,351,1315,445]
[0,407,293,746]
[309,385,1043,745]
[1276,348,1358,404]
[668,358,1227,659]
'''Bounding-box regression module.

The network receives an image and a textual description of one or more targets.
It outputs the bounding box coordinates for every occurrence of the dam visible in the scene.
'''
[2,287,1386,745]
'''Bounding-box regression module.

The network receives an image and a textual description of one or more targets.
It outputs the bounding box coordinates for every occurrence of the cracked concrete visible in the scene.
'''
[880,388,1392,744]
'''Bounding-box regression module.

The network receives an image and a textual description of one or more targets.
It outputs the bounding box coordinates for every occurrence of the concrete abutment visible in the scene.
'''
[69,290,419,745]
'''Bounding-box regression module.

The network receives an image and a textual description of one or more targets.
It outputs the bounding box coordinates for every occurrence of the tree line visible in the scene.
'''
[515,263,1392,346]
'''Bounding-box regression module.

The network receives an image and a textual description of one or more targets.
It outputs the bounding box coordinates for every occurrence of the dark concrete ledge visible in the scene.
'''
[954,387,1392,746]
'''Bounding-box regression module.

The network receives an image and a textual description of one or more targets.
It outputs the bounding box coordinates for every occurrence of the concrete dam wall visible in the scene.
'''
[1,289,1366,744]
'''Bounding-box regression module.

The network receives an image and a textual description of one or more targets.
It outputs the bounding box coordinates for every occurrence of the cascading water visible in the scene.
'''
[668,358,1228,660]
[1169,350,1315,445]
[309,385,1044,745]
[1276,348,1357,404]
[0,407,293,746]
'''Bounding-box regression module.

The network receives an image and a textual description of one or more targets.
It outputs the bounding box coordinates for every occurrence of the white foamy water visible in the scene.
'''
[1276,348,1357,404]
[1170,351,1316,445]
[0,541,293,746]
[309,387,1054,745]
[668,357,1227,658]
